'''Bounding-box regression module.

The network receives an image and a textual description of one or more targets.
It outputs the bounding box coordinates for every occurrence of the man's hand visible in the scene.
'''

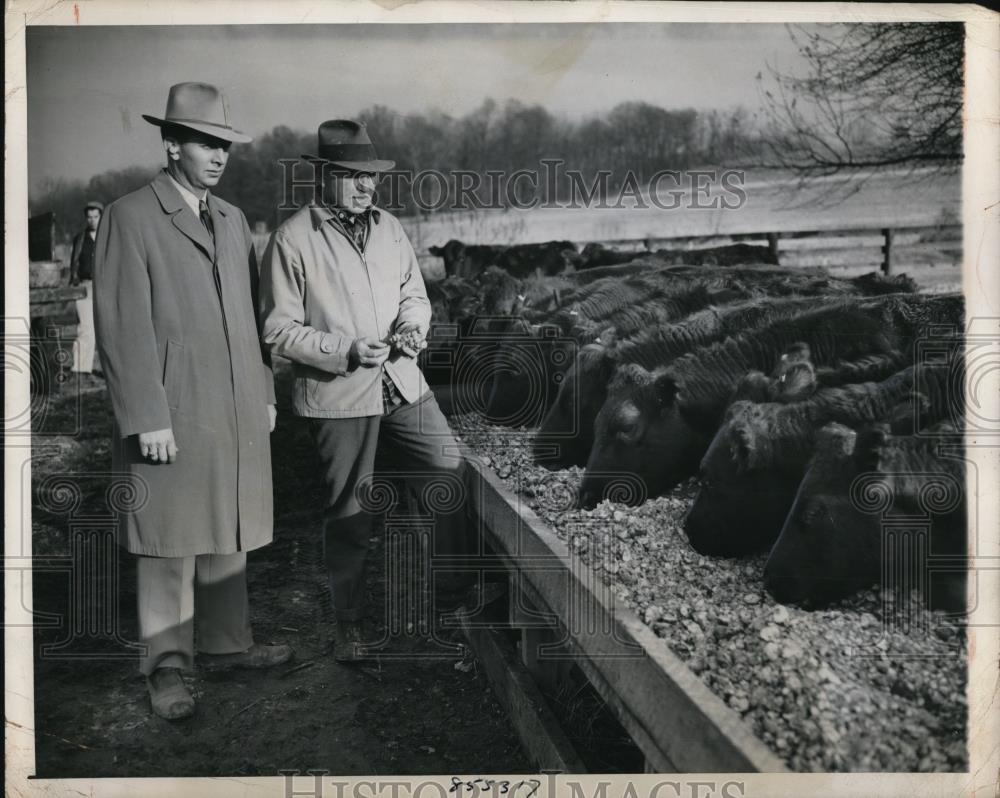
[267,404,277,432]
[138,428,178,464]
[389,321,428,358]
[349,337,390,369]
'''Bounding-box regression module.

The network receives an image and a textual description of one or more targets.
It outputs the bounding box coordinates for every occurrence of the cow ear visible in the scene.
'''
[429,245,442,256]
[775,361,816,401]
[654,373,678,407]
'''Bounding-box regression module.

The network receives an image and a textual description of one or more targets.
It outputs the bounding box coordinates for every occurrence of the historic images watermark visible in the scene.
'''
[277,160,749,214]
[279,774,749,798]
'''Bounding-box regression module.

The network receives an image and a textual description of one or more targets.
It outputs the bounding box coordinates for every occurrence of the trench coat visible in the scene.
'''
[94,170,275,557]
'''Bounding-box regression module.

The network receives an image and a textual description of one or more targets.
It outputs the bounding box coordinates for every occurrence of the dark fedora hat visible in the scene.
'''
[142,82,252,144]
[301,120,395,173]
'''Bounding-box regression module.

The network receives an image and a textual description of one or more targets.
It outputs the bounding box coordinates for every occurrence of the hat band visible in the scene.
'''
[316,143,378,162]
[164,116,235,131]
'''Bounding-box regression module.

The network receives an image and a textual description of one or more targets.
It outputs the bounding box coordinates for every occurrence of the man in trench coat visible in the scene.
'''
[94,82,291,720]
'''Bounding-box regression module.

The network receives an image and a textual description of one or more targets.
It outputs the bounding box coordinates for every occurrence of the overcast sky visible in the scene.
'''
[27,23,807,191]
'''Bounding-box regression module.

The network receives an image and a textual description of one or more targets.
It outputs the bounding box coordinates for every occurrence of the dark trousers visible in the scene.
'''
[310,392,472,621]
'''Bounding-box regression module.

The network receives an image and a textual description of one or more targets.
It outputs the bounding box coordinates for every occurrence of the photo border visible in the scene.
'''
[5,2,998,797]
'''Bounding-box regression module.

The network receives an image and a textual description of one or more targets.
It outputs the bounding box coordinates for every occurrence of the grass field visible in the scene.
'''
[404,168,963,293]
[402,168,960,249]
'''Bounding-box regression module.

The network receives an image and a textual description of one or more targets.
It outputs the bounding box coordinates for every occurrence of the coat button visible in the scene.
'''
[320,340,334,354]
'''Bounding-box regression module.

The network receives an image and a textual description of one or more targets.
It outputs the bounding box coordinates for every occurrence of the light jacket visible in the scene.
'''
[259,203,431,418]
[94,169,275,557]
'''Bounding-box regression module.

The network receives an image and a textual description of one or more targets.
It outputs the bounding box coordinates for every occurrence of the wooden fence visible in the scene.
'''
[579,222,963,275]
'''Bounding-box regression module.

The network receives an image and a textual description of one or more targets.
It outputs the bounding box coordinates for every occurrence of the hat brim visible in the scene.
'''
[301,154,396,173]
[143,115,253,144]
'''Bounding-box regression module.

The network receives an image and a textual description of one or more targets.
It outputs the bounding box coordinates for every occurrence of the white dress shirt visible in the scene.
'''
[166,170,208,216]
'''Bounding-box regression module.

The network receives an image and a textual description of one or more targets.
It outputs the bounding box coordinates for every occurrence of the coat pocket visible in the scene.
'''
[163,339,186,410]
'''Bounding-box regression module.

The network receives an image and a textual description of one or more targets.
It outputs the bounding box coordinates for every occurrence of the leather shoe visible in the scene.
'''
[146,667,195,721]
[333,620,370,663]
[200,642,293,671]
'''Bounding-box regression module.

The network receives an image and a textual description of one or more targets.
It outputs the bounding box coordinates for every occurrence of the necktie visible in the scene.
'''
[199,199,215,243]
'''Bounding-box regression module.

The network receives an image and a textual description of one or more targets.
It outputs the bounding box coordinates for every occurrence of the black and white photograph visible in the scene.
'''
[5,2,998,796]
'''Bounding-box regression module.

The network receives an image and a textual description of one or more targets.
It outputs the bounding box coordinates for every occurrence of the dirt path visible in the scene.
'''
[30,373,530,777]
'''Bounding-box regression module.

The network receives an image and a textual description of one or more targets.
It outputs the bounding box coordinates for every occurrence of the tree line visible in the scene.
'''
[31,99,763,239]
[33,22,963,240]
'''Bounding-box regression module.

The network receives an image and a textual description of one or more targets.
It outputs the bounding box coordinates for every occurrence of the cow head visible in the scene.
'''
[579,365,703,509]
[763,424,883,607]
[684,401,795,556]
[430,240,467,277]
[478,266,522,316]
[482,320,571,427]
[534,340,617,470]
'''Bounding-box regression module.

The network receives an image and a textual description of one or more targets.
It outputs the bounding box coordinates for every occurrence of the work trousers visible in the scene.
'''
[310,391,473,621]
[135,550,254,675]
[72,279,97,373]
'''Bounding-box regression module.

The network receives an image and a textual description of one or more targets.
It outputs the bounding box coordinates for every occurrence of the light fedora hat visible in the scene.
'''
[301,120,395,173]
[142,82,252,144]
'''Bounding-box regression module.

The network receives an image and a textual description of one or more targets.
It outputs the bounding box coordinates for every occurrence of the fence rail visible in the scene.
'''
[587,223,961,275]
[417,222,962,276]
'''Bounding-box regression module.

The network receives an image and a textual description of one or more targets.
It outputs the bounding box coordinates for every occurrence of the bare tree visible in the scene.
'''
[758,23,963,179]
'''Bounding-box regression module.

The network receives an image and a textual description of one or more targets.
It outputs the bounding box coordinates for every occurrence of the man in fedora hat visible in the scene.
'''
[69,199,104,374]
[260,120,480,662]
[94,82,291,720]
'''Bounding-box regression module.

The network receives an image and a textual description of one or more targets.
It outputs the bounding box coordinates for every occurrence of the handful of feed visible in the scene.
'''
[387,328,427,353]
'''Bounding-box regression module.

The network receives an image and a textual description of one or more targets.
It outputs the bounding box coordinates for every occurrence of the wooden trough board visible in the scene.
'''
[462,451,789,774]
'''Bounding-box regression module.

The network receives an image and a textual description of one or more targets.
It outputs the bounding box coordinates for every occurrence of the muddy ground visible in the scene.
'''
[28,366,537,778]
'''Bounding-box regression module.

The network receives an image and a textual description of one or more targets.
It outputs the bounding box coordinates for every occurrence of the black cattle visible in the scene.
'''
[425,276,481,323]
[483,281,742,427]
[482,269,718,424]
[483,269,579,320]
[500,240,578,277]
[533,296,830,470]
[576,242,638,270]
[578,299,910,509]
[685,361,957,556]
[563,260,666,287]
[428,240,505,280]
[529,268,920,469]
[652,243,779,266]
[428,239,577,280]
[580,291,962,505]
[763,422,966,610]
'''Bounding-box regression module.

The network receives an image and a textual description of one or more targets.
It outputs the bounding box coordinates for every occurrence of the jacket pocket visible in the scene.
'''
[304,367,337,411]
[163,339,186,410]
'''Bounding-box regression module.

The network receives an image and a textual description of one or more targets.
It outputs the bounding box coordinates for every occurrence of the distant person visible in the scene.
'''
[69,200,103,374]
[260,120,487,662]
[94,82,291,721]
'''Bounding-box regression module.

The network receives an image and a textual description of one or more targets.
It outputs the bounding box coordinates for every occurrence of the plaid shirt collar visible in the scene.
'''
[309,203,381,231]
